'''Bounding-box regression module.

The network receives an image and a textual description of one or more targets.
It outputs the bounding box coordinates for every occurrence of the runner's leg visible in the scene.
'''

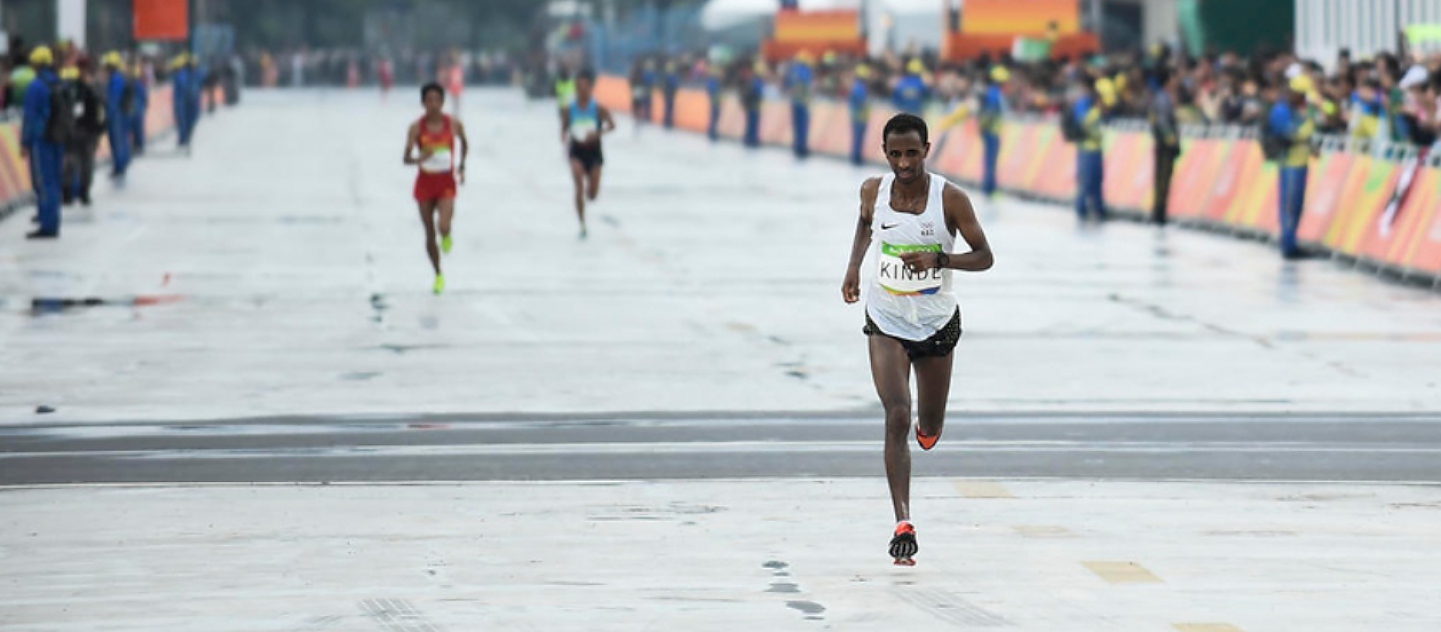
[869,334,914,522]
[437,197,455,241]
[570,158,587,228]
[913,351,955,442]
[416,200,441,275]
[586,165,602,201]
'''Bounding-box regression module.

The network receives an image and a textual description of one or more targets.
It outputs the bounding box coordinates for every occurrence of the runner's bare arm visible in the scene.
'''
[939,183,993,271]
[454,119,469,180]
[402,123,424,165]
[560,108,571,143]
[599,106,617,135]
[842,177,883,304]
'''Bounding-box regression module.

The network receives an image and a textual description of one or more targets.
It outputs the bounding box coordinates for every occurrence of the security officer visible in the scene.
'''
[978,66,1009,199]
[892,58,928,115]
[848,63,871,165]
[22,46,64,239]
[1269,75,1316,259]
[1073,77,1107,221]
[62,62,105,206]
[129,61,149,156]
[171,53,193,151]
[785,51,814,158]
[103,51,132,179]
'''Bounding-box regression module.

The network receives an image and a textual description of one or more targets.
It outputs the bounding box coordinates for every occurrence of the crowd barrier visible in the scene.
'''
[594,75,1441,286]
[0,84,224,223]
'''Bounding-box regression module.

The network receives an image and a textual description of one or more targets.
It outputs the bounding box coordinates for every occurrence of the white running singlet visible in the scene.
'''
[865,172,959,341]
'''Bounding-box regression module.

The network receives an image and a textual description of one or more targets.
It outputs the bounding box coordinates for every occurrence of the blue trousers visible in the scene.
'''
[982,130,1000,197]
[708,104,719,141]
[850,120,866,165]
[175,105,190,145]
[663,94,675,128]
[1278,166,1309,255]
[108,117,131,175]
[791,103,809,157]
[129,111,146,154]
[31,142,64,234]
[1075,149,1105,219]
[744,110,760,147]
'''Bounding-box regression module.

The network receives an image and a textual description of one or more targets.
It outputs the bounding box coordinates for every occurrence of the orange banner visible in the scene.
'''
[774,10,861,41]
[962,0,1081,35]
[134,0,189,41]
[1395,167,1441,274]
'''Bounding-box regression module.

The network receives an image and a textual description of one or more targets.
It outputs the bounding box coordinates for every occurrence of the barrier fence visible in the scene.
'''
[0,84,218,222]
[595,75,1441,287]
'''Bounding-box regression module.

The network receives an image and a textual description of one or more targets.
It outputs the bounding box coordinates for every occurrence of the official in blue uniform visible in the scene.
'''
[129,62,149,155]
[705,68,721,141]
[978,66,1009,198]
[103,52,132,178]
[785,52,814,158]
[22,46,64,239]
[892,59,928,115]
[1270,76,1316,259]
[848,64,871,165]
[1073,80,1107,221]
[171,54,193,149]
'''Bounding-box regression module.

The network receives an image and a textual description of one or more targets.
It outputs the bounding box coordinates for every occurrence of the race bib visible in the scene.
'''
[420,148,452,173]
[878,243,943,295]
[570,118,598,143]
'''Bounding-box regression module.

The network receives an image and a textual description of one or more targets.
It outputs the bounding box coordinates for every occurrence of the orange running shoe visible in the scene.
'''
[916,424,940,451]
[890,521,918,565]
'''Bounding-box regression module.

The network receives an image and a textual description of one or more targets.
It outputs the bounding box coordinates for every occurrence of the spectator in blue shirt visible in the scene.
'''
[785,52,814,158]
[848,64,872,165]
[103,51,132,178]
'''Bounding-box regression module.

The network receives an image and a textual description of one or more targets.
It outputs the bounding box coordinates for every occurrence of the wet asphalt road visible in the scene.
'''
[3,412,1440,485]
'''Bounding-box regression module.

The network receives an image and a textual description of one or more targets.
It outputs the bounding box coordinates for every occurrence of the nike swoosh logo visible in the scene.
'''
[880,223,900,230]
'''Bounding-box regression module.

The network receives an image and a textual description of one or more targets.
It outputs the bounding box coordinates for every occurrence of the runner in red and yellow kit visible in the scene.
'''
[403,82,469,294]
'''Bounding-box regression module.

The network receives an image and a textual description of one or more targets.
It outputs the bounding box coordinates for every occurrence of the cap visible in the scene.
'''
[855,64,872,79]
[103,51,124,68]
[990,66,1011,83]
[907,59,925,74]
[60,66,80,80]
[30,46,54,65]
[1288,74,1314,94]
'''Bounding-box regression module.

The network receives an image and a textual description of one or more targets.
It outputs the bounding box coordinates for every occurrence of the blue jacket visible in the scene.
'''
[107,71,129,120]
[21,68,58,146]
[785,62,813,105]
[172,68,191,112]
[892,74,927,114]
[979,84,1004,133]
[848,78,869,122]
[134,79,149,112]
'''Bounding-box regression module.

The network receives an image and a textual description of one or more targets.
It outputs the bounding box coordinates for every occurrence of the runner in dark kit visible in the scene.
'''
[841,113,994,566]
[560,69,616,239]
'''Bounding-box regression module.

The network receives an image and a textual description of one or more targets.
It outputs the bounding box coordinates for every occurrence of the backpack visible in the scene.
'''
[1259,116,1290,162]
[44,79,79,145]
[1060,105,1085,142]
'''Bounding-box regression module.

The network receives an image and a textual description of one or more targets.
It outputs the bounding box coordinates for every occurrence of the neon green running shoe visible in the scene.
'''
[441,234,453,254]
[433,274,445,295]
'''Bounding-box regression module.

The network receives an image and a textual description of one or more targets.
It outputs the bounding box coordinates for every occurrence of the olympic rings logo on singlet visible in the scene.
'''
[878,242,944,295]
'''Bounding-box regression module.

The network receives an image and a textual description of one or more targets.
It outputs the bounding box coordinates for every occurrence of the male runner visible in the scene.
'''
[841,113,994,566]
[559,69,615,239]
[403,82,469,294]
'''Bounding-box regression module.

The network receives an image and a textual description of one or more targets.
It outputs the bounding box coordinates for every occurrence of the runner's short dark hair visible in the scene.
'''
[577,68,596,82]
[883,113,929,146]
[420,82,445,101]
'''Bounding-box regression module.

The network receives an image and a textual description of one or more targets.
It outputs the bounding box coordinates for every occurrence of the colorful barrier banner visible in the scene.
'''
[592,75,1441,284]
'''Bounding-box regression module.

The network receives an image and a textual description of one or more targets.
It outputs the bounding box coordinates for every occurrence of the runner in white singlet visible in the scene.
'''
[841,113,994,566]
